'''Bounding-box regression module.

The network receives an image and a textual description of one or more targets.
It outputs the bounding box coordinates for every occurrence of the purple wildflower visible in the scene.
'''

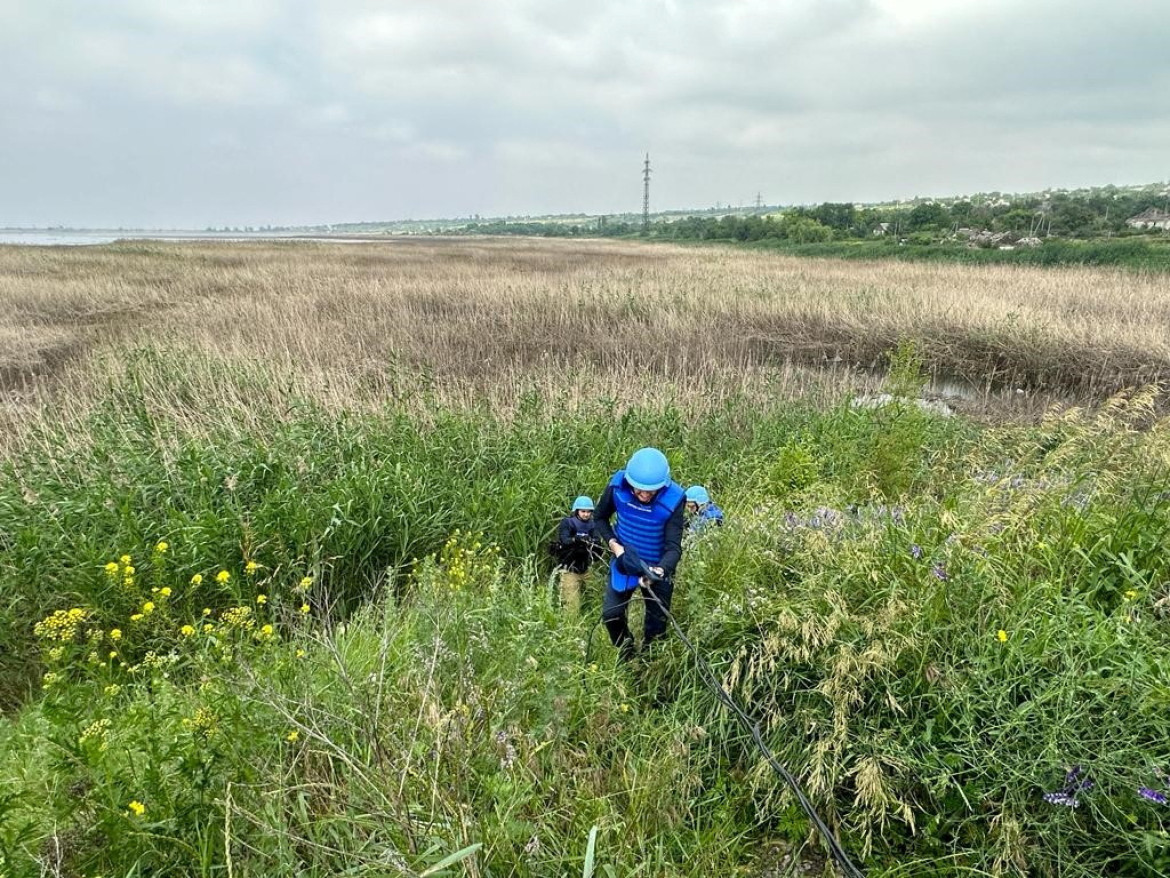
[932,564,949,582]
[892,506,905,525]
[910,544,923,560]
[1043,766,1093,809]
[1139,787,1169,805]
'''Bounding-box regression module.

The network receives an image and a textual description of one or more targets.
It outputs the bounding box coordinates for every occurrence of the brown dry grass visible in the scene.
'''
[1,236,1167,439]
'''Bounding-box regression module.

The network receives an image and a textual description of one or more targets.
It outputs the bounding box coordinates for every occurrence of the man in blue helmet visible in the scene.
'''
[685,485,724,533]
[593,447,687,661]
[553,495,601,615]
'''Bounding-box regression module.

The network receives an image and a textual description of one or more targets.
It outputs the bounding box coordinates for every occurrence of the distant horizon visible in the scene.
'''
[4,176,1167,233]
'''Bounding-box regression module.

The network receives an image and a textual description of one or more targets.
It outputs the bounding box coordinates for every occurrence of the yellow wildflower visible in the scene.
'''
[108,650,117,659]
[296,576,313,592]
[997,629,1008,642]
[123,566,135,577]
[216,570,231,584]
[203,623,214,633]
[191,573,203,585]
[120,555,132,566]
[220,606,253,628]
[47,646,64,662]
[109,628,122,641]
[34,607,91,643]
[300,603,310,615]
[142,601,155,615]
[255,594,267,605]
[159,587,172,598]
[184,706,218,739]
[104,683,122,696]
[257,623,274,640]
[127,800,145,817]
[104,561,119,575]
[130,613,144,622]
[285,730,299,742]
[79,718,111,749]
[245,561,261,575]
[1124,589,1139,601]
[295,649,306,658]
[180,625,195,637]
[202,607,211,616]
[42,672,60,689]
[155,541,168,554]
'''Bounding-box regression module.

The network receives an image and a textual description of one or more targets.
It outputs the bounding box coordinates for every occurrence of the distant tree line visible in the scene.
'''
[457,185,1170,244]
[659,189,1170,244]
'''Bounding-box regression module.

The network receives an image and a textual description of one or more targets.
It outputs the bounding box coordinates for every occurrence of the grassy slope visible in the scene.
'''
[2,242,1170,876]
[2,361,1170,876]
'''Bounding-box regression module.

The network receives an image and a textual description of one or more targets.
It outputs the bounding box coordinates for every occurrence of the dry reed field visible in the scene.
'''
[2,236,1168,436]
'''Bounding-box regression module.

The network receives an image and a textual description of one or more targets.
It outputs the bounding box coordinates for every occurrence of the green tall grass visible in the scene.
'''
[2,357,1169,876]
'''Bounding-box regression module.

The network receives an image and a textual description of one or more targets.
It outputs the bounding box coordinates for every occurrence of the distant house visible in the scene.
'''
[1126,208,1170,230]
[873,222,891,236]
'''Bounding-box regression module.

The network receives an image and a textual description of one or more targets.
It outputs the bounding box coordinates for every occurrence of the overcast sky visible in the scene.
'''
[2,0,1167,228]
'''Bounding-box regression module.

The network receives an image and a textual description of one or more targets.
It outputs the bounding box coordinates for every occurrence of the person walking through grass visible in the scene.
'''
[552,495,601,615]
[684,485,724,532]
[593,447,686,662]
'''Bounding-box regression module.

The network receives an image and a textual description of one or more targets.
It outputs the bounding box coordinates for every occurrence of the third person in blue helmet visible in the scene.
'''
[593,447,687,661]
[684,485,724,533]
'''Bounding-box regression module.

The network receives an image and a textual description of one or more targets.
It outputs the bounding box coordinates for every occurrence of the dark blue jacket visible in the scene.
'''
[554,514,599,573]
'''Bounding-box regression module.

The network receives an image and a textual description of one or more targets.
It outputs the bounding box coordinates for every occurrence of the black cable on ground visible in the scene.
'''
[637,580,866,878]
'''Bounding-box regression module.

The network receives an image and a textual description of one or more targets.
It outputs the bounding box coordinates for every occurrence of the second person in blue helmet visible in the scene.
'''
[593,447,687,661]
[553,495,601,615]
[684,485,724,532]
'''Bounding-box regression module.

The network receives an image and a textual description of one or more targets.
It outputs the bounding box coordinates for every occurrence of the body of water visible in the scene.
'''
[0,230,387,246]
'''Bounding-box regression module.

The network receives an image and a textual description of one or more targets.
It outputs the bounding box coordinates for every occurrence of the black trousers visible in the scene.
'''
[601,576,674,660]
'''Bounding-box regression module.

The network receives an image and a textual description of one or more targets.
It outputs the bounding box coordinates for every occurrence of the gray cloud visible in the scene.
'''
[1,0,1167,226]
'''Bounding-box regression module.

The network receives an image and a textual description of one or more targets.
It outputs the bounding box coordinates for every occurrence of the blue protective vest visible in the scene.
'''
[608,470,685,592]
[690,502,725,532]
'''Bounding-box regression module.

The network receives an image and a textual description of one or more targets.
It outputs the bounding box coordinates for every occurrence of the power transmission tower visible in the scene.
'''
[642,153,651,234]
[755,192,763,213]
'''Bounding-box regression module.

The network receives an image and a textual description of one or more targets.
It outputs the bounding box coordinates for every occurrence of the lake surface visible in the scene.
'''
[0,230,370,246]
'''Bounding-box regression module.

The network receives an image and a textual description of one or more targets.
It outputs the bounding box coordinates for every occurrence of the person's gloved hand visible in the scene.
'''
[639,566,666,587]
[616,547,665,584]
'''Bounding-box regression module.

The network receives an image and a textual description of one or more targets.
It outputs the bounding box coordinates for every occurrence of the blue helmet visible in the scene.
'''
[685,485,710,505]
[624,447,670,492]
[571,495,595,512]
